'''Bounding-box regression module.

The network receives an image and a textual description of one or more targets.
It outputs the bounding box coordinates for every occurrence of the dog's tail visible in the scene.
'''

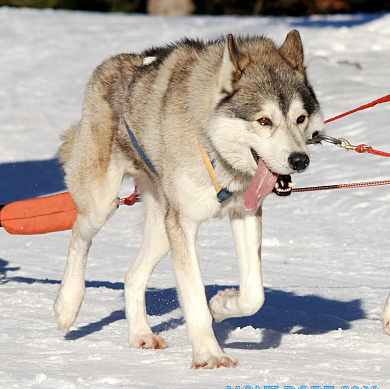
[58,123,78,167]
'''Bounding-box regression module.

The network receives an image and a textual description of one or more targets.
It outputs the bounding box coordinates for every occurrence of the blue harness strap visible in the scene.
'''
[122,56,159,176]
[121,113,158,175]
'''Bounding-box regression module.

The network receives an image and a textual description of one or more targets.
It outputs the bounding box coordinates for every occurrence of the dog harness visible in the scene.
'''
[122,56,159,175]
[198,141,233,203]
[121,114,158,175]
[122,56,233,203]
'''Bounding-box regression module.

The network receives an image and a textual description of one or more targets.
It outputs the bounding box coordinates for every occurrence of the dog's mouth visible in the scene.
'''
[250,149,294,197]
[273,174,294,196]
[243,150,294,212]
[250,148,260,165]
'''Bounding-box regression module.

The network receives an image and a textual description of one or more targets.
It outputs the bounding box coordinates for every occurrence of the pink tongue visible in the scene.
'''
[242,158,278,212]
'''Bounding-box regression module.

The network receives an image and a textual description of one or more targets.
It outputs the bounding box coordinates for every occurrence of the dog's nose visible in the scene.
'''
[288,153,310,172]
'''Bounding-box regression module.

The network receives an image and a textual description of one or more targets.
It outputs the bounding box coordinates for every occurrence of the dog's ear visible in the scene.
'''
[279,30,304,73]
[217,34,249,96]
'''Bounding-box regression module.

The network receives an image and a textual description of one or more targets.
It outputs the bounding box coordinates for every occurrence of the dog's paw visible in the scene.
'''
[209,288,238,322]
[54,299,79,331]
[53,286,85,331]
[192,354,238,369]
[129,334,168,350]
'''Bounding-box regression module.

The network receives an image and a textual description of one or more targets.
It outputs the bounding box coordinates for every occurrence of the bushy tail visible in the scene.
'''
[58,123,78,167]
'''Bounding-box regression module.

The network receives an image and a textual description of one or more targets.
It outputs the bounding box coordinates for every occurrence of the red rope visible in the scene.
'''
[295,95,390,193]
[355,144,390,157]
[292,180,390,193]
[324,94,390,124]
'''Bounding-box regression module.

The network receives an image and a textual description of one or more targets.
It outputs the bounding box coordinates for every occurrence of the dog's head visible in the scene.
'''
[209,30,323,210]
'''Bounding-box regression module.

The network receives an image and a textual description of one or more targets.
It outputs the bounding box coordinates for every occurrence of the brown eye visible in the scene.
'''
[297,115,306,124]
[258,117,272,126]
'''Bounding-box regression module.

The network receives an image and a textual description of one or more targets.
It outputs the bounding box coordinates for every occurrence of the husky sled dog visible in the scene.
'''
[55,30,324,368]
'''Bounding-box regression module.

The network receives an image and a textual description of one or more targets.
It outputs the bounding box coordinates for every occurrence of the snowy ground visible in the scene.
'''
[1,7,390,389]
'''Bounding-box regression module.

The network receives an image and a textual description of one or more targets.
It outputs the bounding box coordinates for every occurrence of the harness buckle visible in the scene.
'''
[307,131,342,146]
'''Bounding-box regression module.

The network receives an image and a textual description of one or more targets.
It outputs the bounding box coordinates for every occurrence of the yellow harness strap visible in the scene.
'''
[198,140,233,203]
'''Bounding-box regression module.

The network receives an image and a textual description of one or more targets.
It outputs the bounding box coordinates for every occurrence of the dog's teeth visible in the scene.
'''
[288,182,296,188]
[274,183,280,189]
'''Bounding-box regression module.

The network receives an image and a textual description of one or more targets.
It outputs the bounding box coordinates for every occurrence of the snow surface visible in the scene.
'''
[1,7,390,388]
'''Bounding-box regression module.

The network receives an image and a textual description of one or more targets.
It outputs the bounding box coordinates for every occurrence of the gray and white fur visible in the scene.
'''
[54,31,359,369]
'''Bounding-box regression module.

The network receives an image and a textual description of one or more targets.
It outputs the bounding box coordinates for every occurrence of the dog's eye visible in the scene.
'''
[258,117,272,126]
[297,115,306,124]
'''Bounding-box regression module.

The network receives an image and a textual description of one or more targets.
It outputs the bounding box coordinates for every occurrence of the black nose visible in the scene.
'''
[288,153,310,172]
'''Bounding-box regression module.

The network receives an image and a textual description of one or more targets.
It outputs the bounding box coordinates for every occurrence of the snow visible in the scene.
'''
[1,6,390,388]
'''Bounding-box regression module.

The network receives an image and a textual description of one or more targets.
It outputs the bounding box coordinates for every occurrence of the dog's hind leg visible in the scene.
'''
[381,292,390,335]
[124,181,170,349]
[54,157,125,331]
[209,208,265,322]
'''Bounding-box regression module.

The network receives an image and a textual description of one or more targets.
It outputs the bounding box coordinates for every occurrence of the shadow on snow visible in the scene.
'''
[0,158,66,204]
[1,258,365,350]
[290,12,386,29]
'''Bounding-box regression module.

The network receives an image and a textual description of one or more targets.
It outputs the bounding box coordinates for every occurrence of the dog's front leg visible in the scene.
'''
[209,207,264,322]
[381,292,390,335]
[165,208,237,369]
